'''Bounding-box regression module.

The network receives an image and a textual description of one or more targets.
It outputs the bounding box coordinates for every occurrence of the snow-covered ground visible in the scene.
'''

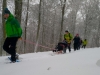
[0,48,100,75]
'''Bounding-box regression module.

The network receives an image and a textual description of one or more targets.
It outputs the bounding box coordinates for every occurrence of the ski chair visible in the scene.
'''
[53,41,67,54]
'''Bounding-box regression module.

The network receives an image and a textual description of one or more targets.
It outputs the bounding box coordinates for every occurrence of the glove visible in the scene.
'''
[19,37,22,40]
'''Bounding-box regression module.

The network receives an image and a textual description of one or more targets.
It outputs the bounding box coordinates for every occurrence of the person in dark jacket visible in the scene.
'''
[73,34,81,51]
[3,8,22,62]
[53,41,67,54]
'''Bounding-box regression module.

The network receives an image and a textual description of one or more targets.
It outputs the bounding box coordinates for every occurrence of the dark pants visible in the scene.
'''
[74,43,79,51]
[78,44,81,50]
[82,45,86,49]
[3,37,19,61]
[67,43,71,52]
[63,48,66,53]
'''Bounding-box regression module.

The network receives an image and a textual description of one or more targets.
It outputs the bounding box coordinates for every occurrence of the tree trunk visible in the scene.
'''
[24,0,29,53]
[15,0,22,23]
[34,0,42,52]
[1,0,7,56]
[59,0,66,41]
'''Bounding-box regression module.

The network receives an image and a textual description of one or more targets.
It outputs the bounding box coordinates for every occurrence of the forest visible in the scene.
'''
[0,0,100,56]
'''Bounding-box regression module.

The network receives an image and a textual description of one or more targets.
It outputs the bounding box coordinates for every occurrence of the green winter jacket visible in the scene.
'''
[5,14,22,37]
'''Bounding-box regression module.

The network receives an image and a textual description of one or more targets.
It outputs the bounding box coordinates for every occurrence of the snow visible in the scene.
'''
[0,48,100,75]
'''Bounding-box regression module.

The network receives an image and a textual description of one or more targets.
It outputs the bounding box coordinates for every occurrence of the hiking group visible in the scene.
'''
[53,30,88,54]
[2,8,88,62]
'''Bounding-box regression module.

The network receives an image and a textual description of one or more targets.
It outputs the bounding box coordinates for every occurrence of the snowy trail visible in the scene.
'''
[0,48,100,75]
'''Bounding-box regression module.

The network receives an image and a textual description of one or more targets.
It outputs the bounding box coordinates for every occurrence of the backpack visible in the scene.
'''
[68,33,71,40]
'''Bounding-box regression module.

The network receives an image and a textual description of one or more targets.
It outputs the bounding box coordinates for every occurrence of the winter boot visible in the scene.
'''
[16,53,19,60]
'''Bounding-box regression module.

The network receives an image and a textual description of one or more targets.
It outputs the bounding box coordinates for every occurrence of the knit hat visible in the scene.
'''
[65,30,68,32]
[76,34,79,36]
[4,8,10,14]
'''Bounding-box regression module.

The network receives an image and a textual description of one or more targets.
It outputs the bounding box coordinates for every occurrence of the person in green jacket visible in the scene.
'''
[64,30,73,53]
[82,39,87,49]
[3,8,22,62]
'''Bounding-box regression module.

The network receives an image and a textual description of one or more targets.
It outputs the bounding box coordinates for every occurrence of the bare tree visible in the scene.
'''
[24,0,29,53]
[34,0,42,52]
[15,0,22,23]
[59,0,66,41]
[1,0,7,56]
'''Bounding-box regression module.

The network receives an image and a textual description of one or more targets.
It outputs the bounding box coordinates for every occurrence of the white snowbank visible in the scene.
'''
[0,48,100,75]
[96,59,100,67]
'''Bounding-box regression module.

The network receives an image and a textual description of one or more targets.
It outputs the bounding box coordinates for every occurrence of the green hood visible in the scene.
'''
[5,14,22,37]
